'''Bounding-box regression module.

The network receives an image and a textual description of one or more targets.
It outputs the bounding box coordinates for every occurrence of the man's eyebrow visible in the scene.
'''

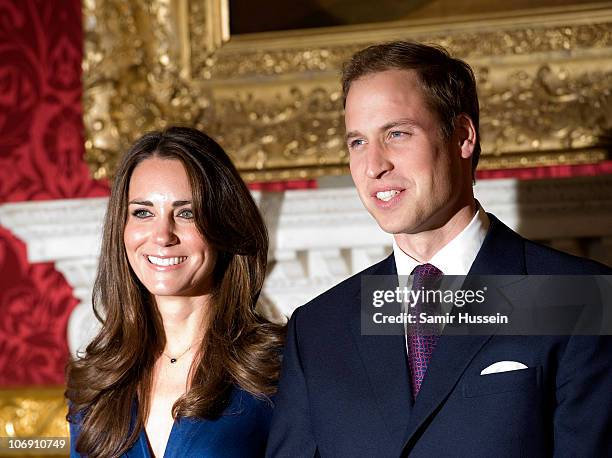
[345,119,420,142]
[381,119,419,131]
[128,200,192,207]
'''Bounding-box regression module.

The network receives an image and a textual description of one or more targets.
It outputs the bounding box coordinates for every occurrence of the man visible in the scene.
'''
[266,42,611,457]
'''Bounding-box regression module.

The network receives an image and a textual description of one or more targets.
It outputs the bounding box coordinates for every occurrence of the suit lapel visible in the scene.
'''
[349,254,414,449]
[468,213,526,276]
[402,214,528,450]
[402,332,493,448]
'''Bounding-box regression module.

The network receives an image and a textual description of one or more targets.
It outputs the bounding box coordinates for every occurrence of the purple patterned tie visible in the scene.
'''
[408,263,443,399]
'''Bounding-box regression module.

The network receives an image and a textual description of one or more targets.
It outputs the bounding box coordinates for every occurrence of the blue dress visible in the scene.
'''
[69,388,273,457]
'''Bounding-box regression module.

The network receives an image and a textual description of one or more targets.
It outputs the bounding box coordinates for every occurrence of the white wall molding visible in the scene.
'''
[1,175,611,353]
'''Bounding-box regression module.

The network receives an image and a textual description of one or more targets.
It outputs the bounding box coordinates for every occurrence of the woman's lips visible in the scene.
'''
[144,255,187,271]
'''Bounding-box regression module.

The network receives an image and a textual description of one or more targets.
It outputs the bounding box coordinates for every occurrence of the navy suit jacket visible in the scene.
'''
[266,214,612,457]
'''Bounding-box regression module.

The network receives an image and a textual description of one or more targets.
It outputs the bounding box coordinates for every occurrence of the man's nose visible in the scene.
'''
[366,143,393,179]
[152,218,178,246]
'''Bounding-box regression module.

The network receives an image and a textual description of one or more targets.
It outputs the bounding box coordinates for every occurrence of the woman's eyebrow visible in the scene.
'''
[172,200,191,208]
[128,199,152,206]
[127,200,192,207]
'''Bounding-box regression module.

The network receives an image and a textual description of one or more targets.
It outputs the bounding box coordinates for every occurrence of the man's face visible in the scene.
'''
[345,69,468,235]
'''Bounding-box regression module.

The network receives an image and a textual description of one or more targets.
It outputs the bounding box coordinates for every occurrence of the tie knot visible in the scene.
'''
[411,263,443,290]
[412,263,443,279]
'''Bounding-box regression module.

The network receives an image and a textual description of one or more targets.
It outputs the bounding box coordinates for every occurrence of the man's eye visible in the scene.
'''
[132,209,153,218]
[389,131,408,139]
[349,139,366,149]
[178,209,194,219]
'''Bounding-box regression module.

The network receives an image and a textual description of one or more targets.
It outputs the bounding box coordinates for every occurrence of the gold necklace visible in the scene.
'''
[163,345,193,364]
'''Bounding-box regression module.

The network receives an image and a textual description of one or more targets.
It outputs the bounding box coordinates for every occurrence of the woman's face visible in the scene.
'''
[124,157,217,298]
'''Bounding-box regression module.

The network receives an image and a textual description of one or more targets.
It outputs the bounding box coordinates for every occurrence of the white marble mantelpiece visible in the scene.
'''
[1,175,611,353]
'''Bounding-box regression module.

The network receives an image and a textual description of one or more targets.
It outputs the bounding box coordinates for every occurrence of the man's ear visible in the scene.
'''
[455,114,477,159]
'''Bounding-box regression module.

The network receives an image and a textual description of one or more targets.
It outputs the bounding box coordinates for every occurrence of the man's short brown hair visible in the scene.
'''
[342,41,481,175]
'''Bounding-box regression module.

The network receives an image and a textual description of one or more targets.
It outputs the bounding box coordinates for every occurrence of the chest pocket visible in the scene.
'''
[463,366,541,398]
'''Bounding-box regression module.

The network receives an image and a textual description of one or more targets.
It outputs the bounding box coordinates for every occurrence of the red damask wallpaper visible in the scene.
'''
[0,0,109,385]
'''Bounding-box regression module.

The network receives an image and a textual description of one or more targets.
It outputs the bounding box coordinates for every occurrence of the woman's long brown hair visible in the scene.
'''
[65,127,284,458]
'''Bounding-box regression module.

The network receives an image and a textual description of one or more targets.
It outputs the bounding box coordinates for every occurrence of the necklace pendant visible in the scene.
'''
[170,358,177,364]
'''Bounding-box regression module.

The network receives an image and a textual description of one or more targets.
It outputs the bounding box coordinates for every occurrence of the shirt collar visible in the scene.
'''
[393,204,490,276]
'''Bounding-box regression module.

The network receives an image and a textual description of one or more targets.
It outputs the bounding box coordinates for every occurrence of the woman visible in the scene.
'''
[66,127,284,457]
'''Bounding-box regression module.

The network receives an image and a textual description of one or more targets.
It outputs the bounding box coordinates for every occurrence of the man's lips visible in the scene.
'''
[369,188,405,209]
[371,188,405,202]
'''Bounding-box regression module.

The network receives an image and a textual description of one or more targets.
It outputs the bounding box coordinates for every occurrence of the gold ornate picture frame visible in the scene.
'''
[83,0,612,182]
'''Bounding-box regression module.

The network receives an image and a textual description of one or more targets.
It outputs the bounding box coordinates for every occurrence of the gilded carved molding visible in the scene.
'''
[83,1,612,181]
[193,24,612,79]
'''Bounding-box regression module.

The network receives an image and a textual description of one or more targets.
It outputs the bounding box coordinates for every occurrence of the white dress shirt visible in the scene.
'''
[393,204,490,277]
[393,205,490,346]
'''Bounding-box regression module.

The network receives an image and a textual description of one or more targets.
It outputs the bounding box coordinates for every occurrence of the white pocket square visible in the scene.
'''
[480,361,528,375]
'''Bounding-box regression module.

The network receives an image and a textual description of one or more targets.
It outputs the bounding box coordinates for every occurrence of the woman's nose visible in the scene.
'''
[152,218,178,246]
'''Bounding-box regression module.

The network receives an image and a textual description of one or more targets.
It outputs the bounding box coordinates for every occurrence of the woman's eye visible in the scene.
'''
[132,209,153,218]
[177,209,194,219]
